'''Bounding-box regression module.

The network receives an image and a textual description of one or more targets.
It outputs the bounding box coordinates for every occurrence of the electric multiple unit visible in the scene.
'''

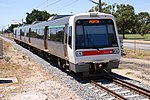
[14,12,121,75]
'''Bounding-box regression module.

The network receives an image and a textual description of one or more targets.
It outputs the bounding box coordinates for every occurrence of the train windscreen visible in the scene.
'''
[75,19,118,50]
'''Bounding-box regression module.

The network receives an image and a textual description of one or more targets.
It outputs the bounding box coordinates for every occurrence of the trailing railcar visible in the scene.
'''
[14,12,121,76]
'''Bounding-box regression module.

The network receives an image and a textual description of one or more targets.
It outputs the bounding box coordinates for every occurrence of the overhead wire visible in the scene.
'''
[50,0,74,11]
[50,0,79,12]
[41,0,63,10]
[36,0,49,9]
[35,0,79,14]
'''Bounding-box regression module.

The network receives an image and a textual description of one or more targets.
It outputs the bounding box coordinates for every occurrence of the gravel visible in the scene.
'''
[1,36,150,100]
[1,37,111,99]
[111,72,150,91]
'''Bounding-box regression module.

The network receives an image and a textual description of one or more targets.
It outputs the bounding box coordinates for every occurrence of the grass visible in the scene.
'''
[125,72,134,75]
[119,34,150,41]
[2,40,11,51]
[123,48,150,60]
[117,67,124,70]
[0,40,13,78]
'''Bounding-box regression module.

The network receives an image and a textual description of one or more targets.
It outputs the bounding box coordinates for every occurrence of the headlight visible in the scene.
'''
[113,49,120,54]
[76,51,83,57]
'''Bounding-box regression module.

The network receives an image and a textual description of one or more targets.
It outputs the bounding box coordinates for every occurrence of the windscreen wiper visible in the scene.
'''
[85,30,100,51]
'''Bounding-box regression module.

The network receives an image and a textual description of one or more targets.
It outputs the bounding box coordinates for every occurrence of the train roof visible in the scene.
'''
[14,15,71,29]
[45,15,71,26]
[48,15,71,20]
[14,12,115,30]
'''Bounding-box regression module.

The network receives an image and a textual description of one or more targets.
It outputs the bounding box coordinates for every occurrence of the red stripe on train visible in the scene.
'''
[82,49,113,56]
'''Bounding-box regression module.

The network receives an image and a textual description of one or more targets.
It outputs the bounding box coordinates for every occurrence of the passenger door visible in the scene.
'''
[64,24,68,60]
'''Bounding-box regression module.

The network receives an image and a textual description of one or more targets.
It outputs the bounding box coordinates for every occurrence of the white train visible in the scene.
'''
[14,12,121,76]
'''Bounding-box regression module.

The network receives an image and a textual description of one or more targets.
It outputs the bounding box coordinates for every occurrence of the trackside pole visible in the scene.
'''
[0,39,3,58]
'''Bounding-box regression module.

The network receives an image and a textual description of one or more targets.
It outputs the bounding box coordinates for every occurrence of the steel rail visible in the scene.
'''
[105,75,150,99]
[77,74,127,100]
[89,79,126,100]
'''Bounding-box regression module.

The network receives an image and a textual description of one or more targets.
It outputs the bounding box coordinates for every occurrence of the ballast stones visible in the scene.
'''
[9,92,47,100]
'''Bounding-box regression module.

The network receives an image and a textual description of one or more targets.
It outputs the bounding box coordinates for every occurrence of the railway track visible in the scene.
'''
[105,75,150,99]
[80,74,150,100]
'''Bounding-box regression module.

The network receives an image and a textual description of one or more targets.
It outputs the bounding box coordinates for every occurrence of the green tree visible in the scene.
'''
[8,24,21,33]
[138,12,150,24]
[115,4,135,39]
[88,2,116,14]
[26,9,56,24]
[140,23,150,35]
[136,12,150,35]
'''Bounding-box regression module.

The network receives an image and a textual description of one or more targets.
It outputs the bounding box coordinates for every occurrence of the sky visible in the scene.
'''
[0,0,150,30]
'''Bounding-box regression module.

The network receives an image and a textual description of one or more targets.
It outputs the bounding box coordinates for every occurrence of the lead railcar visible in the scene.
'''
[14,12,121,76]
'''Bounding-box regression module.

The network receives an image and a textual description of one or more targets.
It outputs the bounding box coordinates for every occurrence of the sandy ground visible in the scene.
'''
[0,43,81,100]
[112,58,150,85]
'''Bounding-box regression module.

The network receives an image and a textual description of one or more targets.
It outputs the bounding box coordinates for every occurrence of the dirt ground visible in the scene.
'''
[112,58,150,86]
[0,40,81,100]
[113,48,150,85]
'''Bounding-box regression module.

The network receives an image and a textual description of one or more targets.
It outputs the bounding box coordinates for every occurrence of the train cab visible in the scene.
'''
[66,13,121,74]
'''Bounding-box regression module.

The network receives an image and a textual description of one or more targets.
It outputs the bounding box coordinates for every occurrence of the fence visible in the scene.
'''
[119,36,124,55]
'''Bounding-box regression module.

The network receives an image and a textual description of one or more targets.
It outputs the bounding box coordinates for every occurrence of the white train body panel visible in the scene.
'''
[67,13,121,65]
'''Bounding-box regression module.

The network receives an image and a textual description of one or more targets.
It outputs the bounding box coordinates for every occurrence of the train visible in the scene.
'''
[13,12,121,76]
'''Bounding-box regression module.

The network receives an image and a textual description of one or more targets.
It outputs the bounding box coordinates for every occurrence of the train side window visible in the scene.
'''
[26,29,30,37]
[24,29,26,36]
[68,26,72,48]
[56,27,64,43]
[50,28,57,41]
[19,29,22,40]
[107,24,118,46]
[37,29,44,39]
[48,28,51,40]
[20,29,24,36]
[30,29,37,38]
